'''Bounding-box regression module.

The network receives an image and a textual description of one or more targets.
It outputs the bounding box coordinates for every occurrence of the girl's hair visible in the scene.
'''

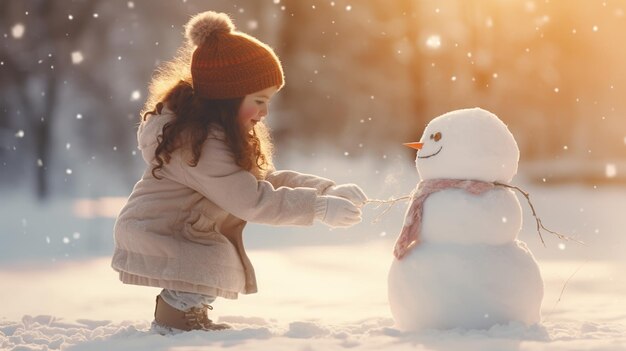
[141,44,274,180]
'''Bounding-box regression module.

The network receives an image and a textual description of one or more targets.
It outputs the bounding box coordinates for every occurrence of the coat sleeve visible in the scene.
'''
[175,137,319,226]
[265,169,335,194]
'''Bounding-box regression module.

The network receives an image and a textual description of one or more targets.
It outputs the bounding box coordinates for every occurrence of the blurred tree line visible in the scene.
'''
[1,0,625,199]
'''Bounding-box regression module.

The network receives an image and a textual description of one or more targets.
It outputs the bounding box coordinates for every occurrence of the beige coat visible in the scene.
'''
[111,108,334,299]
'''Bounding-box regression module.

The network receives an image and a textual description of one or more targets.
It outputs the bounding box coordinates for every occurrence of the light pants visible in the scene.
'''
[159,289,216,312]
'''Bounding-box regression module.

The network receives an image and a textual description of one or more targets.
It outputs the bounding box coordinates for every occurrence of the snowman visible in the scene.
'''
[387,107,543,331]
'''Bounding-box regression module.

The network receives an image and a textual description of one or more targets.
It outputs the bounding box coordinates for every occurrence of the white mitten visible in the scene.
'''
[324,184,368,206]
[314,195,362,228]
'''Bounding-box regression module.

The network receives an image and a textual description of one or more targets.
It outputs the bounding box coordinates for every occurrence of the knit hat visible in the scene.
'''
[185,11,284,99]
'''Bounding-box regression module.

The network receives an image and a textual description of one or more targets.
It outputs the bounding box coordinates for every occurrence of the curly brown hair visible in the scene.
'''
[141,44,274,180]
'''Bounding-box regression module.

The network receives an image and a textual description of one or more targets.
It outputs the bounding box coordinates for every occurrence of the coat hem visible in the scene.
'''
[117,271,247,300]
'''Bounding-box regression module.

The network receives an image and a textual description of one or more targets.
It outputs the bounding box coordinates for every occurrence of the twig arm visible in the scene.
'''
[493,181,585,246]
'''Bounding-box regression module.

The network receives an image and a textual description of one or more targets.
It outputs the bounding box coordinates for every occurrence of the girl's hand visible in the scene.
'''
[315,195,362,228]
[324,184,368,207]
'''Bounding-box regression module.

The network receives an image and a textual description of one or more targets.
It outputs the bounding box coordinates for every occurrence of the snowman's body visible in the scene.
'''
[388,108,543,331]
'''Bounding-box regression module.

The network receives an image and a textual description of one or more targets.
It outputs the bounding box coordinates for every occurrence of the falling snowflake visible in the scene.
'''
[425,35,441,49]
[66,169,73,175]
[131,90,141,101]
[247,20,258,30]
[71,51,84,64]
[11,23,25,39]
[15,130,25,138]
[605,163,617,178]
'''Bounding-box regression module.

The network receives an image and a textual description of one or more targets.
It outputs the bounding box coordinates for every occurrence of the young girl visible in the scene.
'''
[111,11,367,332]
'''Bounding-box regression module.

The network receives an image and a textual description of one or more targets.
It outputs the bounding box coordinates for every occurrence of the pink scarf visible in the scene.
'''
[393,179,496,259]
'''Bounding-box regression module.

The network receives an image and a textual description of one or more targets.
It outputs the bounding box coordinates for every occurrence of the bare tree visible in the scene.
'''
[0,0,104,199]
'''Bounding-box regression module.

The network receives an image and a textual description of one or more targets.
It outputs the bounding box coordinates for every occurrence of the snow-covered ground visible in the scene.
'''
[1,154,626,350]
[1,243,625,350]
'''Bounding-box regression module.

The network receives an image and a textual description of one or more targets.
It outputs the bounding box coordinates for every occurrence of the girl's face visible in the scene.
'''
[237,86,279,132]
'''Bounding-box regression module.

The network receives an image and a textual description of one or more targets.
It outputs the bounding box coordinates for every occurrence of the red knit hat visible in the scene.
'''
[184,11,285,99]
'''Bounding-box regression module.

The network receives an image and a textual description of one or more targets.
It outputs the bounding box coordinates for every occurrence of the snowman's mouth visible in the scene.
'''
[418,146,442,159]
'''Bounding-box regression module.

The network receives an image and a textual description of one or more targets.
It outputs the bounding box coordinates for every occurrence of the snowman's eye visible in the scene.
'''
[431,132,442,142]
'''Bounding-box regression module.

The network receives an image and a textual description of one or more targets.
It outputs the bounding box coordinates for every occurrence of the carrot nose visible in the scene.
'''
[403,142,423,150]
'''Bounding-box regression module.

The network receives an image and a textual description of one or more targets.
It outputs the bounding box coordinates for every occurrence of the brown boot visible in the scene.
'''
[154,295,231,332]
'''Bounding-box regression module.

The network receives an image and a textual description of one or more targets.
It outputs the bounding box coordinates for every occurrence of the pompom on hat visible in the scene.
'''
[184,11,284,99]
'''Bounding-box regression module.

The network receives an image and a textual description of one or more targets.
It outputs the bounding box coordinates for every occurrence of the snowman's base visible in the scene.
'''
[388,240,543,331]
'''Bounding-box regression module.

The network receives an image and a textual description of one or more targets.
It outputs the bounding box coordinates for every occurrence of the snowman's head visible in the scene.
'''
[409,108,519,183]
